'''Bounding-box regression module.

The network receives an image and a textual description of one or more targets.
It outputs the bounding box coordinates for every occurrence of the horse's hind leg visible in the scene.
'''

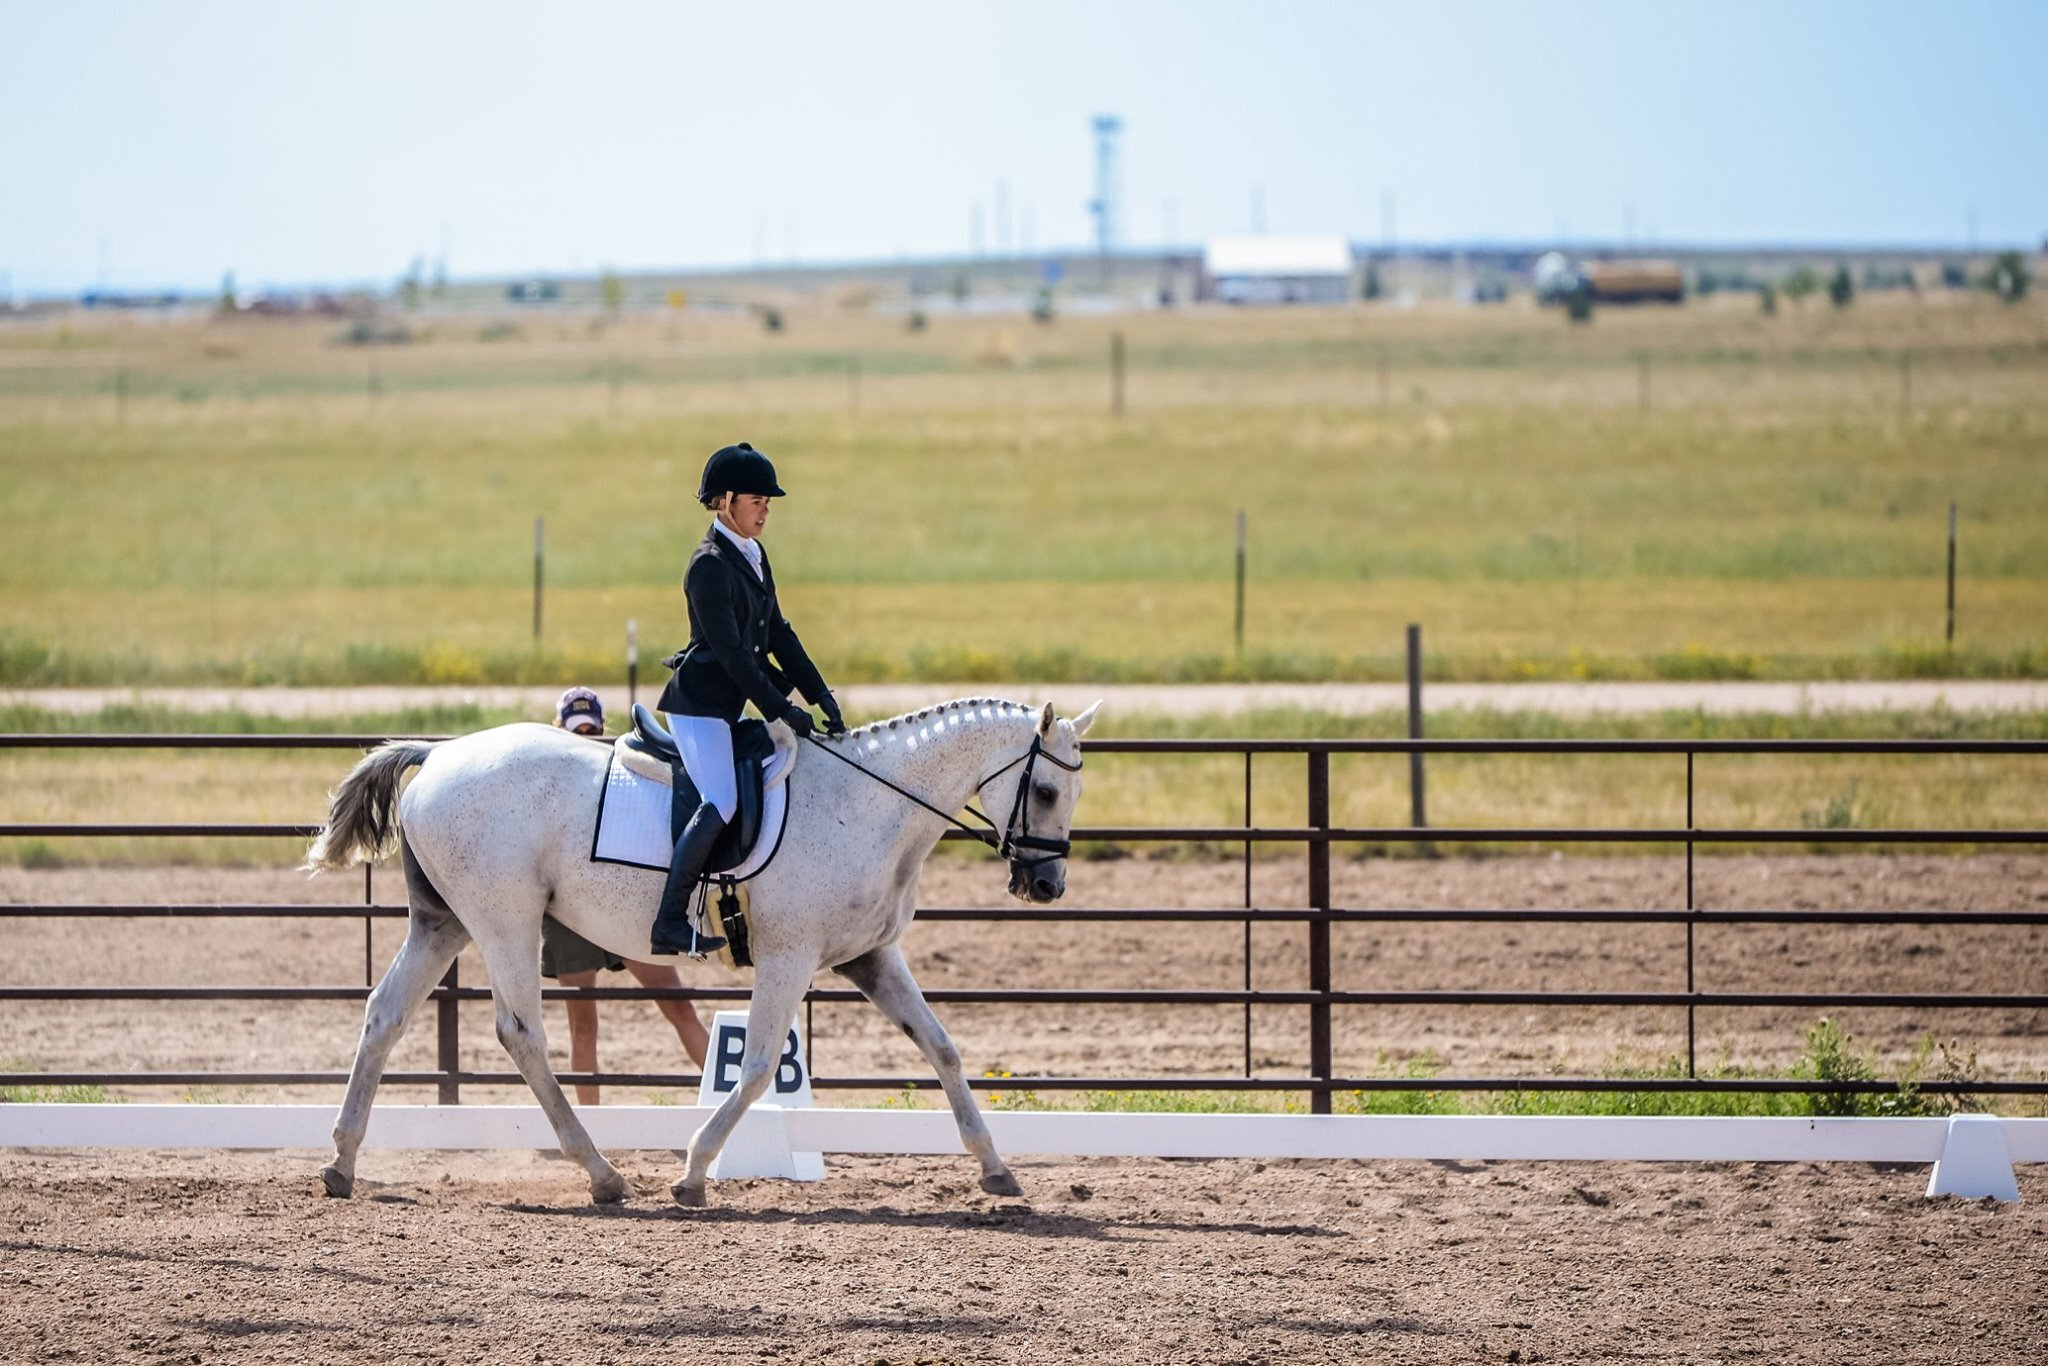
[838,943,1020,1198]
[468,893,628,1205]
[321,842,468,1198]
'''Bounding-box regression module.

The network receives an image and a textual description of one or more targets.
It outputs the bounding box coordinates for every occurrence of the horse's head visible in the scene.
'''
[988,700,1098,904]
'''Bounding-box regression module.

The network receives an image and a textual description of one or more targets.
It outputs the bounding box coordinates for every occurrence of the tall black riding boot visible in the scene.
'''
[649,800,729,956]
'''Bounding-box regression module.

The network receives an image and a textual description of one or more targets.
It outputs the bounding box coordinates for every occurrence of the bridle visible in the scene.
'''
[803,729,1082,882]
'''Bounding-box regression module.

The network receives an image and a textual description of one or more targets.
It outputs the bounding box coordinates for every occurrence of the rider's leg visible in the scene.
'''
[649,714,740,956]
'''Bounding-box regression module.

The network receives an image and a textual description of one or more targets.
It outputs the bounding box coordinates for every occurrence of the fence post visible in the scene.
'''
[1685,750,1697,1078]
[1110,331,1125,417]
[532,517,545,643]
[363,864,374,988]
[437,960,461,1105]
[1406,624,1427,850]
[1234,510,1246,656]
[1306,749,1332,1114]
[1946,501,1957,646]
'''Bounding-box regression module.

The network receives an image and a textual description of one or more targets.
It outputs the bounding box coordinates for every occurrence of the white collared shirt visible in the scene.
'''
[712,518,765,581]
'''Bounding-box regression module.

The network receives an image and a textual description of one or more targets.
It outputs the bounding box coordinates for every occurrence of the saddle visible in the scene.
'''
[621,703,771,875]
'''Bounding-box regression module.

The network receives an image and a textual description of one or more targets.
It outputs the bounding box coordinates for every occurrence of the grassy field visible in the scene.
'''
[2,291,2045,687]
[2,701,2039,866]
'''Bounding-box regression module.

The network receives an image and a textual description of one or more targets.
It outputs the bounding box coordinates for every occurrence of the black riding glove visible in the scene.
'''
[782,705,816,739]
[820,692,847,736]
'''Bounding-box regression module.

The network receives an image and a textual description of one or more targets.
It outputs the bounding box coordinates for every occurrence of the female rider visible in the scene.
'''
[649,441,844,955]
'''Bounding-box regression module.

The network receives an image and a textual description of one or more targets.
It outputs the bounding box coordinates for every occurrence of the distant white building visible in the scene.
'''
[1201,234,1355,304]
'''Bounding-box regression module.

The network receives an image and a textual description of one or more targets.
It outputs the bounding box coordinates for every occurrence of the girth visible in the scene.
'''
[623,704,770,874]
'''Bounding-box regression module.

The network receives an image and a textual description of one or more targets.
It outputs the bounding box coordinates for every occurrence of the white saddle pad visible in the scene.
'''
[590,747,791,882]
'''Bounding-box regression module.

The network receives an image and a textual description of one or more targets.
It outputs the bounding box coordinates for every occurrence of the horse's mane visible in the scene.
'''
[833,696,1036,743]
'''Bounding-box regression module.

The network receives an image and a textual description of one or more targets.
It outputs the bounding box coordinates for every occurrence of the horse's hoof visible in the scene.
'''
[670,1179,706,1208]
[980,1170,1023,1198]
[317,1166,354,1199]
[591,1171,629,1205]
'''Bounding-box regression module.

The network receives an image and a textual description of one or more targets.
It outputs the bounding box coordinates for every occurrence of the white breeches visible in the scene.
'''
[665,712,740,823]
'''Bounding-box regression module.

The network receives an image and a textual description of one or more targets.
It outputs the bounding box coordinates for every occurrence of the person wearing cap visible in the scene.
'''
[649,441,844,956]
[555,686,605,737]
[543,687,710,1102]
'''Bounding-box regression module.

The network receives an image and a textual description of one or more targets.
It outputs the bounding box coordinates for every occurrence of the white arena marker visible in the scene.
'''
[1926,1113,2021,1202]
[696,1010,823,1182]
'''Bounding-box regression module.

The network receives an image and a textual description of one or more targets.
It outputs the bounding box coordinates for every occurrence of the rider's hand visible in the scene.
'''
[782,706,816,739]
[820,692,847,736]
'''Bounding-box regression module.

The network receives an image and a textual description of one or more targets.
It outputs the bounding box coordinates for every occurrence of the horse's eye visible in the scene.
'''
[1033,783,1058,804]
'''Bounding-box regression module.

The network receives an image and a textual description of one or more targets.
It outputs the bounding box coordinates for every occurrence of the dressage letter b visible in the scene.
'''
[713,1024,747,1093]
[776,1031,805,1095]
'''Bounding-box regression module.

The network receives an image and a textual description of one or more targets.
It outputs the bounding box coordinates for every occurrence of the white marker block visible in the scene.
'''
[694,1011,824,1181]
[1926,1114,2020,1203]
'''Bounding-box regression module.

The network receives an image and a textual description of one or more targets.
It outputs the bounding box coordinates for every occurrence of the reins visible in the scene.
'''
[802,728,1081,870]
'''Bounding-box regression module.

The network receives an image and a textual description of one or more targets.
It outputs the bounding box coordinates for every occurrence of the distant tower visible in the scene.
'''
[1089,114,1122,285]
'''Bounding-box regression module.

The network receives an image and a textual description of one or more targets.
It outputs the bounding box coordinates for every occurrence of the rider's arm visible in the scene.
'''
[684,556,806,720]
[766,606,830,707]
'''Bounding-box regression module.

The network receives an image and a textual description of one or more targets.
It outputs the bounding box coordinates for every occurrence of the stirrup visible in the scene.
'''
[650,883,726,958]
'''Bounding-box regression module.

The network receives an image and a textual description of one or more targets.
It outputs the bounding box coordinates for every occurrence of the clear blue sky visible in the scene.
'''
[4,0,2041,294]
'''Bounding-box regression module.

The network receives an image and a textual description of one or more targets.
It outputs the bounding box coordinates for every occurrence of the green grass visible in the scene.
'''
[970,1021,2014,1117]
[2,296,2045,685]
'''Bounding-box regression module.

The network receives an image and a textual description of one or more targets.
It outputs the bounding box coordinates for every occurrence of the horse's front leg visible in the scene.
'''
[837,943,1020,1199]
[672,958,812,1208]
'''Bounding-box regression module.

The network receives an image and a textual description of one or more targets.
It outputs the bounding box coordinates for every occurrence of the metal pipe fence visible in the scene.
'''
[3,733,2045,1112]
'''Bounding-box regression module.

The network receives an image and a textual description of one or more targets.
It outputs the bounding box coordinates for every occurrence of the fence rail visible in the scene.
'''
[3,732,2044,1111]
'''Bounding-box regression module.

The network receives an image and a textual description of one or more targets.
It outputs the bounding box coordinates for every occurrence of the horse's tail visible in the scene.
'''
[302,741,438,874]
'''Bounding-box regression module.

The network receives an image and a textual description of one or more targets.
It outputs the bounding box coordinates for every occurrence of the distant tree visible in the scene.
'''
[906,309,928,332]
[951,272,971,304]
[399,256,424,310]
[218,271,236,314]
[599,269,624,314]
[1031,287,1055,324]
[1987,251,2031,302]
[1759,283,1778,316]
[1780,266,1819,308]
[1940,262,1969,289]
[758,305,784,333]
[431,256,449,301]
[1827,264,1854,308]
[1361,261,1383,301]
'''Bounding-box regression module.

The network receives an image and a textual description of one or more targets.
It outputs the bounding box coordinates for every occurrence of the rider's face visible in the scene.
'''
[720,493,771,539]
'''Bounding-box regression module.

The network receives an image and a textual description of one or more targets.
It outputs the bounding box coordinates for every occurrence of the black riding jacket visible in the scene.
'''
[657,528,829,720]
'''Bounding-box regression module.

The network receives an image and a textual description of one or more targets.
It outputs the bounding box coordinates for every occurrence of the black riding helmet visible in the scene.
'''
[696,441,786,502]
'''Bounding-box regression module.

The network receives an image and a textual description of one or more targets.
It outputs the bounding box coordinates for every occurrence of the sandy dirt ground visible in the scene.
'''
[1,1148,2044,1364]
[3,855,2047,1362]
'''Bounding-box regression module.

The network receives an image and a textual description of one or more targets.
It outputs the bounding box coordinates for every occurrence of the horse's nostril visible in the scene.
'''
[1032,876,1057,899]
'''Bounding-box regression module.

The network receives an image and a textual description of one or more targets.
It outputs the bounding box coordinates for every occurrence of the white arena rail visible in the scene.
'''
[1,1105,2037,1202]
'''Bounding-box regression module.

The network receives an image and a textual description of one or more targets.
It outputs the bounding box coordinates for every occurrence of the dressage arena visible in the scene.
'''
[4,853,2046,1362]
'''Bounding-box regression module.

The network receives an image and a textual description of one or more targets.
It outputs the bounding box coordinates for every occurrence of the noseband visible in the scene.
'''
[975,732,1084,878]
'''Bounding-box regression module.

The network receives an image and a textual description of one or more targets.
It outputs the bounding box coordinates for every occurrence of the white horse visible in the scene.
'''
[303,696,1096,1207]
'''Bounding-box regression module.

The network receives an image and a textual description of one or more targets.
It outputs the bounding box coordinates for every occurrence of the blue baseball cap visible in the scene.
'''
[556,687,604,733]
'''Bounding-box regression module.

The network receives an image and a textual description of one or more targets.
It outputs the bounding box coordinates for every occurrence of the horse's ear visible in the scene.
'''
[1037,702,1055,738]
[1070,701,1102,738]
